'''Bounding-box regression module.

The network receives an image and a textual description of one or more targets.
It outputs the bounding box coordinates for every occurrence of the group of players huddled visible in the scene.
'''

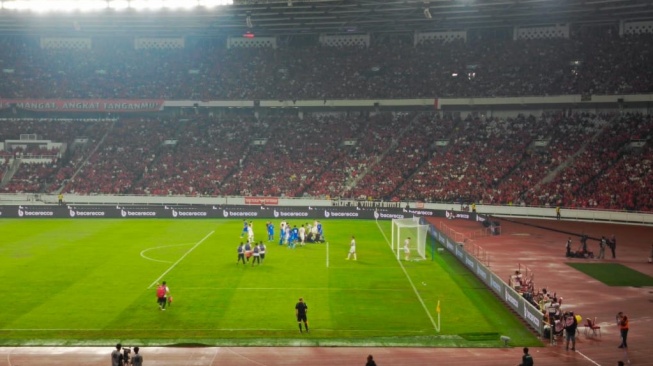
[237,220,326,265]
[275,220,325,248]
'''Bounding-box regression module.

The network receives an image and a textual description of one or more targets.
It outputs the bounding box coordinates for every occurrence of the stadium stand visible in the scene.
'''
[1,34,653,211]
[1,33,653,100]
[1,111,652,212]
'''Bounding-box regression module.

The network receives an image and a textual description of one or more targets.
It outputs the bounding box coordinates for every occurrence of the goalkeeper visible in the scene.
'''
[403,237,411,261]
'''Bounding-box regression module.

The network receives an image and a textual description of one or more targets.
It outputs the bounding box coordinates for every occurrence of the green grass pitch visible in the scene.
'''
[567,263,653,287]
[0,218,540,347]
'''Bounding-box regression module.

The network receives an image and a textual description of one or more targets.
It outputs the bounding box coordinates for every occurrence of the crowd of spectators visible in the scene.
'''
[219,113,345,197]
[1,111,653,212]
[1,30,653,210]
[344,112,417,200]
[1,161,57,193]
[302,113,411,199]
[396,113,559,204]
[1,30,653,100]
[132,115,256,196]
[566,114,653,211]
[64,117,175,194]
[517,113,612,206]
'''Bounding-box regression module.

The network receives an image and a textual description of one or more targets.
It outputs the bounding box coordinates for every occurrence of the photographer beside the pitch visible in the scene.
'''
[122,347,131,366]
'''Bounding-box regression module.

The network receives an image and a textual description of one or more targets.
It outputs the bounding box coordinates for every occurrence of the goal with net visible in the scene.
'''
[391,217,429,260]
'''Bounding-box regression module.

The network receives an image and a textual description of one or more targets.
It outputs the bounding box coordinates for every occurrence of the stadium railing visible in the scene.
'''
[430,219,545,336]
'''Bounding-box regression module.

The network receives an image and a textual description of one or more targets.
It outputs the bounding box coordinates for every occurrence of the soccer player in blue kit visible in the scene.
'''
[240,219,248,238]
[291,225,299,245]
[267,221,274,242]
[317,221,323,238]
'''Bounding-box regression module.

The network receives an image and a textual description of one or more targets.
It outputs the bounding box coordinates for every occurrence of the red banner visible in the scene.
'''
[0,99,164,113]
[244,197,279,205]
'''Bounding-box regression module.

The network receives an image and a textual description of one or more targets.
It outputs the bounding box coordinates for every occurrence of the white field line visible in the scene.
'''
[140,243,196,263]
[148,231,214,289]
[326,240,330,268]
[375,220,439,332]
[224,348,268,366]
[574,350,602,366]
[209,348,220,366]
[6,348,13,366]
[182,287,413,291]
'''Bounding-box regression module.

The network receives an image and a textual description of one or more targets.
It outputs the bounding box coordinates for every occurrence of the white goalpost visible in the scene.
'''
[391,217,428,260]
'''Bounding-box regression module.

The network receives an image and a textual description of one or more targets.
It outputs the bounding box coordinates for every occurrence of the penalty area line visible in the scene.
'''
[148,230,215,289]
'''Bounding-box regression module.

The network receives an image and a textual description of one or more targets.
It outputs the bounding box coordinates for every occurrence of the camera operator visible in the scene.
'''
[122,347,131,366]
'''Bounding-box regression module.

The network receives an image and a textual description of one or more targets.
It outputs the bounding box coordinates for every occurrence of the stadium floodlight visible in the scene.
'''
[107,0,129,10]
[129,0,163,10]
[162,0,196,9]
[76,0,109,12]
[2,0,34,11]
[2,0,108,12]
[1,0,233,12]
[18,0,67,12]
[199,0,233,7]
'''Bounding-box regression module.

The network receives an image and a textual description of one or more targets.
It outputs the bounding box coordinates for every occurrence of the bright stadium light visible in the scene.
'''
[2,0,108,12]
[20,0,60,11]
[162,0,197,10]
[129,0,163,10]
[34,0,61,12]
[199,0,233,7]
[2,0,32,10]
[107,0,129,10]
[76,0,109,11]
[0,0,231,12]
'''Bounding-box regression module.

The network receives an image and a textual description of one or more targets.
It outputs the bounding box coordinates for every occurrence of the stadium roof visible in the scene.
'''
[0,0,651,38]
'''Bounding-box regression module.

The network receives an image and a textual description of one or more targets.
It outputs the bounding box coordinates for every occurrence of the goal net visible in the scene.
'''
[391,218,428,260]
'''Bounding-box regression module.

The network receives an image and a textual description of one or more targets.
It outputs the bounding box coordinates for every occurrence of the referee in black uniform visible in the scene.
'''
[295,297,309,333]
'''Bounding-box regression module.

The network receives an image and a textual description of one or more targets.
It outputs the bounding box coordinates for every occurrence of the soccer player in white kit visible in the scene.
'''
[279,221,287,245]
[346,235,357,260]
[299,225,306,246]
[247,222,254,242]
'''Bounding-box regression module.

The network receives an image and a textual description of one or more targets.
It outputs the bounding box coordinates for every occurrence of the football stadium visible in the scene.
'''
[0,1,652,365]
